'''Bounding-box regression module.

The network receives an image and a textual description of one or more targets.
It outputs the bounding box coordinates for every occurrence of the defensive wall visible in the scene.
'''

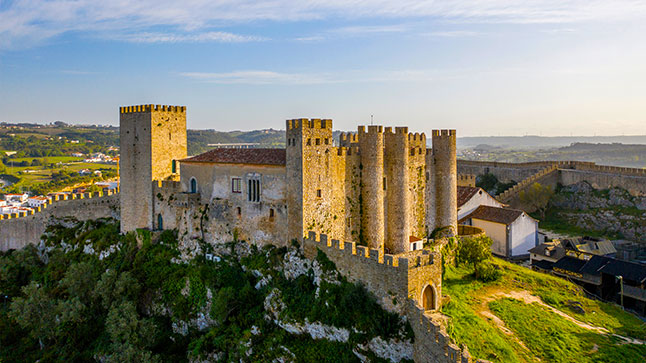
[0,191,119,251]
[459,160,646,208]
[303,231,487,363]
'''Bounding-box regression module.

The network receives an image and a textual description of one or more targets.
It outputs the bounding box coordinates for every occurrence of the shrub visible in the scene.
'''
[475,261,501,282]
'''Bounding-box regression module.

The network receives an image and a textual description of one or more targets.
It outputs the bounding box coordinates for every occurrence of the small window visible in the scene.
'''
[316,189,322,198]
[269,208,275,219]
[306,139,311,146]
[157,214,163,230]
[315,138,320,145]
[324,138,329,145]
[410,148,415,156]
[171,160,177,173]
[237,207,241,216]
[190,178,197,193]
[248,178,261,202]
[383,177,387,190]
[232,178,242,193]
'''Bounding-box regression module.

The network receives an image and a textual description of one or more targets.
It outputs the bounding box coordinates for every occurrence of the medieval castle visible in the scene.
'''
[119,104,458,256]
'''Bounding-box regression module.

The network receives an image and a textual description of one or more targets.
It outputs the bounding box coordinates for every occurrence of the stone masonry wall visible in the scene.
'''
[0,193,119,251]
[303,232,479,363]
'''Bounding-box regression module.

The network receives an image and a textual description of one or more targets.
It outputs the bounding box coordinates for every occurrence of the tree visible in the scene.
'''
[519,182,554,219]
[457,235,493,278]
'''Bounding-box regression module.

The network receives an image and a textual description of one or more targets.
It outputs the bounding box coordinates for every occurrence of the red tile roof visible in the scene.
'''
[181,148,286,166]
[457,186,482,207]
[461,205,525,225]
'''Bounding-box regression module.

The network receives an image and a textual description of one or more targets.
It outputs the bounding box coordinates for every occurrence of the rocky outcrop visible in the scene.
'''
[550,181,646,241]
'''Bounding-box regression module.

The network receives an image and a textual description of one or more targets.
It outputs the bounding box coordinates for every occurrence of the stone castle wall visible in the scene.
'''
[303,232,483,363]
[0,193,119,251]
[458,159,646,196]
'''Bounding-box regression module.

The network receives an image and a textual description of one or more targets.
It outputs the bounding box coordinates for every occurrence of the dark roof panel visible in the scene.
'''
[553,256,587,273]
[181,148,286,166]
[531,259,554,271]
[463,205,525,225]
[457,186,481,207]
[598,259,646,284]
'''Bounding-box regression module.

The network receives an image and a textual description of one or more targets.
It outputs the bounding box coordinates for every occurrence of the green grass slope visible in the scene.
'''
[442,258,646,363]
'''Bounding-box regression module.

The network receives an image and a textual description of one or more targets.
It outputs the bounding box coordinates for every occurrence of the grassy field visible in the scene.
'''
[2,156,117,193]
[442,258,646,362]
[7,156,83,163]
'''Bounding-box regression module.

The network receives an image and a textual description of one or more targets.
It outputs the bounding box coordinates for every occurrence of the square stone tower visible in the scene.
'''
[119,105,187,233]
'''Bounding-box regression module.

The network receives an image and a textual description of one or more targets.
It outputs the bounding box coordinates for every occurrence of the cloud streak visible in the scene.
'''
[179,69,447,85]
[1,0,645,49]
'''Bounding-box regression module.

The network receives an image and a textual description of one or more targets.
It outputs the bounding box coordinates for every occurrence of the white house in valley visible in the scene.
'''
[460,205,539,259]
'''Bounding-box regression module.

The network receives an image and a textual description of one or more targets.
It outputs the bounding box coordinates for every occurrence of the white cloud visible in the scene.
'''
[116,31,264,43]
[179,71,332,85]
[423,30,479,37]
[179,69,450,85]
[1,0,645,49]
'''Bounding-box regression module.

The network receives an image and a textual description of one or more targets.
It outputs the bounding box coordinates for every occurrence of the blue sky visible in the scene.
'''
[0,1,645,136]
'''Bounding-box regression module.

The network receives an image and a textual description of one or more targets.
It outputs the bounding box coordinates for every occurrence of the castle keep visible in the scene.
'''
[119,105,187,233]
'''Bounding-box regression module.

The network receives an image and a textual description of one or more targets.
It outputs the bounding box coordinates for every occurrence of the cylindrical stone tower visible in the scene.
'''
[359,125,385,250]
[384,127,410,254]
[432,129,457,234]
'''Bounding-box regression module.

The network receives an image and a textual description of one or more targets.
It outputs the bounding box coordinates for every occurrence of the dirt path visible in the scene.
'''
[486,290,645,345]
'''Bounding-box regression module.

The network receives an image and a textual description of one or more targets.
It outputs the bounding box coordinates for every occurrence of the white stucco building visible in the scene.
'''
[460,205,539,259]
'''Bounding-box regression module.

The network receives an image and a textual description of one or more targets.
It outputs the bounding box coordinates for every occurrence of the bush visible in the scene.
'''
[475,261,501,282]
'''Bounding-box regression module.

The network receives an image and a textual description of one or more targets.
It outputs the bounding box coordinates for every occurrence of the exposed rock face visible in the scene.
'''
[550,181,646,241]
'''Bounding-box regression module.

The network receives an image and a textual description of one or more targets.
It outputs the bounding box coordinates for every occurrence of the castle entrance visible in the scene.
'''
[422,284,436,311]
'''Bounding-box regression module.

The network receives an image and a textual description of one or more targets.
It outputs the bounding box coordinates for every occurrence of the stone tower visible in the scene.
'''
[119,105,187,233]
[429,129,457,234]
[286,118,334,241]
[358,125,385,250]
[384,127,410,254]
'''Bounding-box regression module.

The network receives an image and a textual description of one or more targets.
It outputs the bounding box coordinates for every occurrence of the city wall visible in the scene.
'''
[0,193,119,251]
[303,231,485,363]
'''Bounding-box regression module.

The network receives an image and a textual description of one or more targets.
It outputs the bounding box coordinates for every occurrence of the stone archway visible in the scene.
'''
[421,284,437,311]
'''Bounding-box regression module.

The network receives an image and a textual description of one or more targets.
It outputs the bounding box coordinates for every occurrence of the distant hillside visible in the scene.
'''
[187,129,284,155]
[458,135,646,150]
[459,142,646,168]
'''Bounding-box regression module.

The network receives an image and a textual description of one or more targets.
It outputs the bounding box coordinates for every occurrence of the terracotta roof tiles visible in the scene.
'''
[181,148,286,166]
[462,205,525,225]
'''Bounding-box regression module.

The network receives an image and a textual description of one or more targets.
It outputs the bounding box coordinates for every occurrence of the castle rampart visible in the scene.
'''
[303,231,482,363]
[0,193,119,251]
[359,125,385,250]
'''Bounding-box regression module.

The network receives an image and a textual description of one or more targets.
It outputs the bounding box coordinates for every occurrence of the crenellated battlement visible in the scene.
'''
[432,129,456,137]
[305,231,436,271]
[339,132,358,145]
[120,104,186,113]
[286,118,332,130]
[0,188,120,222]
[457,174,476,187]
[358,125,384,134]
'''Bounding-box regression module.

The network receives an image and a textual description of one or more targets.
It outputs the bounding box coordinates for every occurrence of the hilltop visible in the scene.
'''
[1,219,644,362]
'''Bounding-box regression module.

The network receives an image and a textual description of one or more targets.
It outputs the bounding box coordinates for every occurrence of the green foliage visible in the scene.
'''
[490,298,646,362]
[519,182,554,218]
[457,235,493,279]
[476,173,517,195]
[0,219,410,362]
[443,258,646,362]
